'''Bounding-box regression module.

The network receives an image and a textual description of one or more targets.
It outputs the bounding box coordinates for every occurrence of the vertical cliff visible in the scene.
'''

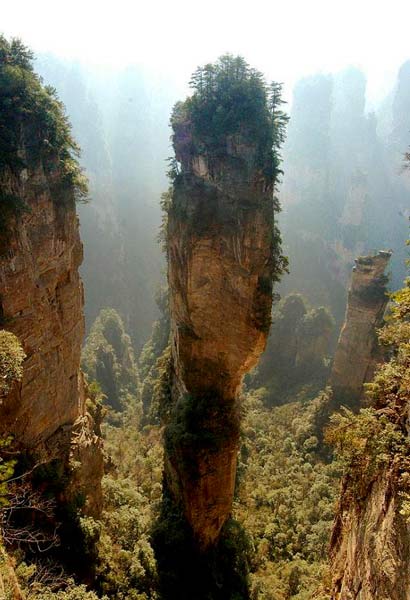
[0,37,103,526]
[328,280,410,600]
[0,182,103,514]
[330,251,391,408]
[162,56,287,553]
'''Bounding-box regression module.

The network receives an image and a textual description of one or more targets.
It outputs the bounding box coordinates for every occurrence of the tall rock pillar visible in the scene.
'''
[162,57,285,551]
[330,251,391,407]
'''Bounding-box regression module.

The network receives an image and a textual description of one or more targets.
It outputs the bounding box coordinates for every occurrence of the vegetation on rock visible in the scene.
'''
[327,278,410,497]
[82,309,139,413]
[0,330,25,396]
[0,35,88,229]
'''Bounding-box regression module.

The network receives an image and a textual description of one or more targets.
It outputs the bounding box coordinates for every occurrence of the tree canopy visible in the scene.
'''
[171,54,288,183]
[0,36,87,205]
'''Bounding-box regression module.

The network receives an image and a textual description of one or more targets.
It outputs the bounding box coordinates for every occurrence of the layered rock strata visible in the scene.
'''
[330,251,391,407]
[165,121,276,549]
[0,166,103,517]
[330,471,410,600]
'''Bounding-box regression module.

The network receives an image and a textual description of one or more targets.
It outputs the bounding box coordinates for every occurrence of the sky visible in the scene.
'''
[2,0,410,104]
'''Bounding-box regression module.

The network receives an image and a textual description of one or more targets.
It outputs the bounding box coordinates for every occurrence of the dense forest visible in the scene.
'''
[1,22,410,600]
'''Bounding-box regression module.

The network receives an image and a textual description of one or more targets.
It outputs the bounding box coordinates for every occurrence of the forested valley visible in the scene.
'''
[1,11,410,600]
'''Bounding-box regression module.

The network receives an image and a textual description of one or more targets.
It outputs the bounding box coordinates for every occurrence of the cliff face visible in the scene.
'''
[330,471,410,600]
[330,251,391,407]
[328,258,410,600]
[165,120,275,549]
[0,166,103,517]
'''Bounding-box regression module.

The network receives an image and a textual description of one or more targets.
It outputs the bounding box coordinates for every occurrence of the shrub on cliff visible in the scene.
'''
[0,330,25,396]
[326,278,410,496]
[0,35,88,224]
[176,54,288,183]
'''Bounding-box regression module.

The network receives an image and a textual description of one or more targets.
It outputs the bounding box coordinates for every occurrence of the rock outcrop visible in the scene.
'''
[330,251,391,408]
[330,471,410,600]
[329,273,410,600]
[164,73,280,549]
[0,169,103,516]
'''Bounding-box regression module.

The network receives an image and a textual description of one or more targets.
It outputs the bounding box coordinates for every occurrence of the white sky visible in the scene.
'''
[2,0,410,103]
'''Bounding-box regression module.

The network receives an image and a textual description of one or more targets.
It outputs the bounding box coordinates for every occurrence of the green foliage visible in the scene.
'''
[0,330,26,395]
[0,437,15,508]
[172,54,288,183]
[0,35,88,227]
[153,497,251,600]
[18,573,106,600]
[95,408,162,599]
[139,288,171,424]
[327,276,410,500]
[326,407,407,496]
[165,392,239,480]
[251,295,334,405]
[82,309,139,413]
[235,390,338,598]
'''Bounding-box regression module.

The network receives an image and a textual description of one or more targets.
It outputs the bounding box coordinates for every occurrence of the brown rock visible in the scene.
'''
[0,164,102,517]
[330,251,391,408]
[165,118,275,549]
[330,470,410,600]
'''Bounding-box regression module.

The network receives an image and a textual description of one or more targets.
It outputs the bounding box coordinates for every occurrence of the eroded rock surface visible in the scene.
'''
[165,118,276,549]
[330,251,391,407]
[330,471,410,600]
[0,166,103,517]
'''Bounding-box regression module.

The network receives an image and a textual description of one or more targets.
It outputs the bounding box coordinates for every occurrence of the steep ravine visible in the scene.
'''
[0,38,103,593]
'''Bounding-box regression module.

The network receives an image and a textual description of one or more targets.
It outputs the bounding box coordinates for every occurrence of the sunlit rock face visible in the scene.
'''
[165,118,275,549]
[330,251,391,407]
[0,164,103,517]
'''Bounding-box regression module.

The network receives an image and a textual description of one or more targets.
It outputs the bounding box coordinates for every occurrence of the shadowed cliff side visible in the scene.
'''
[154,55,288,599]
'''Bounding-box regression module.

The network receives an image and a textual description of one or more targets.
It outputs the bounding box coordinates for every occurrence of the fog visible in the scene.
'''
[3,0,410,105]
[2,1,410,349]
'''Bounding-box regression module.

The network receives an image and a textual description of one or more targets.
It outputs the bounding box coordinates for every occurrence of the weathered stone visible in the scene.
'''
[165,118,275,549]
[330,251,391,407]
[0,164,103,517]
[330,470,410,600]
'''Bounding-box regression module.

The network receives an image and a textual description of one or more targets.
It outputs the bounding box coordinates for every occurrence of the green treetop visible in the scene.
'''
[0,36,88,207]
[171,54,288,185]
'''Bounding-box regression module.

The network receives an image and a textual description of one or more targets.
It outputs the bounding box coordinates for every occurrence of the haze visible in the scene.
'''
[3,0,410,103]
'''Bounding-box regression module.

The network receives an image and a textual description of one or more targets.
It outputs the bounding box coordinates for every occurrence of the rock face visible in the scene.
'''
[0,166,103,517]
[330,251,391,407]
[165,120,276,549]
[330,471,410,600]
